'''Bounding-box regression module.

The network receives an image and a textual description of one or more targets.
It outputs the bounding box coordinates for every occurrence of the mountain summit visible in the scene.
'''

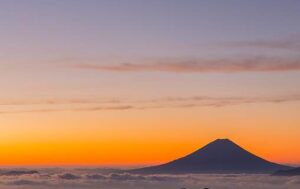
[131,139,291,174]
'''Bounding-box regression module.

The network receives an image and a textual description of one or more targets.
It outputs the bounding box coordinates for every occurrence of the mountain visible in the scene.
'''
[273,167,300,176]
[130,139,292,174]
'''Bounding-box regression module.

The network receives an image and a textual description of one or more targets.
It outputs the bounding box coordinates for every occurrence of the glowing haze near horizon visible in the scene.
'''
[0,0,300,167]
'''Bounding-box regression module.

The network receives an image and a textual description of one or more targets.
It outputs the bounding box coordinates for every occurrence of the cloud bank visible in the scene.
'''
[0,168,299,189]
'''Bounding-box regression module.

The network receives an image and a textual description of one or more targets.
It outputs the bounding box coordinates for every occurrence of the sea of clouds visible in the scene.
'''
[0,168,299,189]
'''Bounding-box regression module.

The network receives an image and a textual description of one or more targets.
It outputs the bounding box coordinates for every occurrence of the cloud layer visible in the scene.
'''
[1,94,300,114]
[0,168,299,189]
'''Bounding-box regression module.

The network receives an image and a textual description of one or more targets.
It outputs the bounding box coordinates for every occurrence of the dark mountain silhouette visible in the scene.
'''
[272,167,300,176]
[130,139,292,174]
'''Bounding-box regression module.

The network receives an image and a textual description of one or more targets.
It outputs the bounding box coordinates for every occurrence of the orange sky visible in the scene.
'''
[1,102,299,166]
[0,1,300,167]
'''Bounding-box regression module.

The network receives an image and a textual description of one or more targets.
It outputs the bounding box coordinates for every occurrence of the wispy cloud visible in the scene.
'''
[0,98,120,106]
[1,94,300,114]
[158,94,300,107]
[0,105,138,114]
[225,34,300,51]
[74,56,300,73]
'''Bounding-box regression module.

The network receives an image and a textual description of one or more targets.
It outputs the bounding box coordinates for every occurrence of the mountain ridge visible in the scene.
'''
[272,167,300,176]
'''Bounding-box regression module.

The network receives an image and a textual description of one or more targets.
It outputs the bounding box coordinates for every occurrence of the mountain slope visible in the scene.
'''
[131,139,291,174]
[273,167,300,176]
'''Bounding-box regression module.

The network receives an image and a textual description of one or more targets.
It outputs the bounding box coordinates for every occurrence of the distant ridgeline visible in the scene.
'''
[130,139,292,174]
[272,167,300,176]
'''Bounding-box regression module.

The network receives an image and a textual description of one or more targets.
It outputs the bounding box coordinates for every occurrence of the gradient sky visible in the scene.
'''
[0,0,300,166]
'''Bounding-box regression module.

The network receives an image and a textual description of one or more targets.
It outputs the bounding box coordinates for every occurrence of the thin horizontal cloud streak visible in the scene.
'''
[0,105,139,114]
[75,56,300,73]
[163,95,300,106]
[0,98,120,106]
[1,94,300,114]
[225,34,300,51]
